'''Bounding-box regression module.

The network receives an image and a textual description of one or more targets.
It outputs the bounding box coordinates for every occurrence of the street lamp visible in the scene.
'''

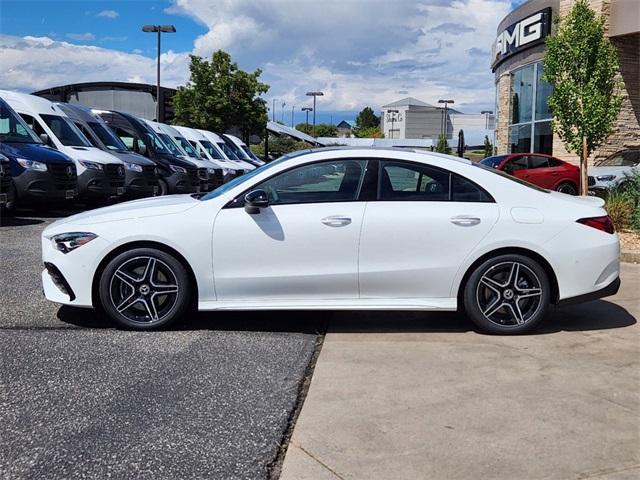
[291,105,295,127]
[305,91,324,137]
[272,99,277,122]
[142,24,176,122]
[302,107,313,131]
[438,99,454,138]
[481,110,494,129]
[387,109,399,139]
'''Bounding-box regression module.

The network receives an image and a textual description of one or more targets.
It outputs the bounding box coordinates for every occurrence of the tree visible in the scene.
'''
[355,106,380,129]
[295,123,313,135]
[435,133,451,154]
[542,0,622,195]
[313,123,338,137]
[173,50,270,142]
[353,127,384,138]
[483,135,493,158]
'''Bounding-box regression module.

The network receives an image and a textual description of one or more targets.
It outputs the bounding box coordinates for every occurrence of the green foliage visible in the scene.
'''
[542,0,622,159]
[355,107,380,129]
[605,169,640,231]
[483,135,493,158]
[313,123,338,137]
[295,123,313,135]
[263,134,311,156]
[173,50,270,141]
[435,133,451,154]
[353,127,384,138]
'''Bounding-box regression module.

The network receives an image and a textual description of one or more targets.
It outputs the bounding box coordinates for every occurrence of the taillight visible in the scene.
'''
[577,215,615,234]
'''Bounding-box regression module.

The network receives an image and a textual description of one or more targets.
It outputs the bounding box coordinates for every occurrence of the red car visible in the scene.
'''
[480,153,580,195]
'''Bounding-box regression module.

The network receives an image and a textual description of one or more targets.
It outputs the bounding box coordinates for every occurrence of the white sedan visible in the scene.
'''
[41,148,620,334]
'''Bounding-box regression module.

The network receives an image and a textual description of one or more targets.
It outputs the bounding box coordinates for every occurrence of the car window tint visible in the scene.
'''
[529,156,549,169]
[508,156,528,171]
[622,151,640,166]
[452,174,493,202]
[256,159,367,205]
[548,158,564,167]
[380,161,449,201]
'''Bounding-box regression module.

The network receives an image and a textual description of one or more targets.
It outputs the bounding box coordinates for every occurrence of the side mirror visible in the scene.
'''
[138,143,148,157]
[39,133,50,145]
[244,189,269,214]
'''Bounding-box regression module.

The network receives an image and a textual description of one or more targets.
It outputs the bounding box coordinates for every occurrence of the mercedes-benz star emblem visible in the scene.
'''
[67,166,74,177]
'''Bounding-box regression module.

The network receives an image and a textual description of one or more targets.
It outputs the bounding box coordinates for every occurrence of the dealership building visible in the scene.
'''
[492,0,639,164]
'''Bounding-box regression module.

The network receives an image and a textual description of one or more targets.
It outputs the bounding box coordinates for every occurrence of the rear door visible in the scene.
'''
[358,160,499,300]
[523,155,553,188]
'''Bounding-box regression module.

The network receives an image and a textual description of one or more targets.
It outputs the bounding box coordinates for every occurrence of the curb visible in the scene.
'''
[621,251,640,264]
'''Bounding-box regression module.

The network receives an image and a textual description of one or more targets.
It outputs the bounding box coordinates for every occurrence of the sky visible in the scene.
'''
[0,0,526,125]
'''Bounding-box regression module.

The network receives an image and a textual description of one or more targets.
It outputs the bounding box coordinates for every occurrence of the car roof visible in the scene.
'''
[0,90,67,117]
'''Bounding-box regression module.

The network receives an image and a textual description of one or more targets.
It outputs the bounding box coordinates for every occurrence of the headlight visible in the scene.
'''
[78,160,103,170]
[207,167,218,174]
[596,175,616,182]
[17,158,47,171]
[51,232,98,254]
[125,162,143,172]
[169,165,187,174]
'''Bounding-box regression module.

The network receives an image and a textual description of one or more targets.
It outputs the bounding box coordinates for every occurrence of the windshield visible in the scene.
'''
[158,132,183,156]
[87,121,127,151]
[479,155,508,168]
[225,138,248,159]
[200,154,292,200]
[242,145,261,162]
[0,101,41,144]
[218,141,238,159]
[474,162,549,193]
[141,127,171,154]
[595,151,640,167]
[200,140,224,159]
[41,114,91,147]
[174,136,200,158]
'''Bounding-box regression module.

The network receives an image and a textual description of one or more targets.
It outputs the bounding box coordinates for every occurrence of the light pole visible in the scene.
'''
[306,91,324,137]
[438,99,454,138]
[302,107,312,132]
[387,109,399,139]
[272,99,277,122]
[481,110,493,129]
[142,24,176,122]
[291,105,295,127]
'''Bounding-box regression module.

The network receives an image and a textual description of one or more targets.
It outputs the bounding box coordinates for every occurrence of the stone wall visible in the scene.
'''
[495,72,512,154]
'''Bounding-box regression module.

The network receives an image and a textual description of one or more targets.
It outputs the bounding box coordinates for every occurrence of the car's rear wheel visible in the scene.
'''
[556,182,577,195]
[463,254,550,334]
[99,248,190,329]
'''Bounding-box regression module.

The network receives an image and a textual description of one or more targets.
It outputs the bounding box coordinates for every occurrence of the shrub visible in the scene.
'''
[605,191,634,230]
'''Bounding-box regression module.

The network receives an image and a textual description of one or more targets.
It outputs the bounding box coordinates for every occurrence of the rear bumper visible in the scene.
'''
[557,276,620,307]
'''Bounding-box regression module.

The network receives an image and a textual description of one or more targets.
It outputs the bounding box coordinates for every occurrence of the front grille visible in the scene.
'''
[104,163,126,188]
[0,163,10,193]
[49,163,77,190]
[197,168,208,181]
[588,176,596,187]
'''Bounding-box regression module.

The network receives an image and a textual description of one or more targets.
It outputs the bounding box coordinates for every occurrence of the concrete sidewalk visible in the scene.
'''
[280,264,640,480]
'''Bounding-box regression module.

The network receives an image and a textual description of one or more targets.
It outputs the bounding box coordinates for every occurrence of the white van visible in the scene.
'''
[0,91,125,200]
[223,133,265,166]
[197,129,255,171]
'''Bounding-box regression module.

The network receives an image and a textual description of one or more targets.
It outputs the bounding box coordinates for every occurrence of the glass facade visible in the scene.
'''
[509,62,553,154]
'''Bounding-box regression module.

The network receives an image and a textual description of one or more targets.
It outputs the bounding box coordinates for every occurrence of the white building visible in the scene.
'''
[381,97,495,147]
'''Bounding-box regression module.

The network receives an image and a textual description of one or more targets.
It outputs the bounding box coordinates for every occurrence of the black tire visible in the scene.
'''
[556,182,577,195]
[463,254,550,335]
[158,179,168,196]
[98,248,191,330]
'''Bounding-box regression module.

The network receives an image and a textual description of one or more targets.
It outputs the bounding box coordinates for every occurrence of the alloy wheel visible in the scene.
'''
[557,183,577,195]
[109,256,179,324]
[475,261,543,327]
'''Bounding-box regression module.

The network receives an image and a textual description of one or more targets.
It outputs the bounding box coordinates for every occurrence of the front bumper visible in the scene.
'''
[165,171,199,194]
[77,167,126,199]
[13,167,77,203]
[125,166,159,197]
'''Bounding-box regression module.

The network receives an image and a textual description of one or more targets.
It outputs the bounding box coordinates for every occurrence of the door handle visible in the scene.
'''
[321,215,352,227]
[450,215,481,226]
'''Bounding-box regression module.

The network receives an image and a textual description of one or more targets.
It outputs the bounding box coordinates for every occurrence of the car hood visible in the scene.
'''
[46,194,200,230]
[589,166,633,177]
[0,142,74,164]
[62,145,124,164]
[109,150,155,166]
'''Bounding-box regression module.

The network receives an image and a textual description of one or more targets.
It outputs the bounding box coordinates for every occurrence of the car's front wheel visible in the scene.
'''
[556,182,577,195]
[98,248,190,329]
[463,254,550,334]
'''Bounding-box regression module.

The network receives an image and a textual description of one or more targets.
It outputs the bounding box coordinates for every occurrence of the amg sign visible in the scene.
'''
[492,8,552,70]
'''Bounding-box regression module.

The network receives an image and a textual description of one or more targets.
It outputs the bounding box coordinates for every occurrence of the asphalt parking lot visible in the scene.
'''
[0,209,325,480]
[1,208,638,480]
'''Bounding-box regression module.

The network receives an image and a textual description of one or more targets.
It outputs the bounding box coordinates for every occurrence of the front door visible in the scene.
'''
[213,159,369,301]
[359,160,499,300]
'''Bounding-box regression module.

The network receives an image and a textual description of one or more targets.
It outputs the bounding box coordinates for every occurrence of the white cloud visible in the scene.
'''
[97,10,119,19]
[0,35,189,92]
[65,32,95,41]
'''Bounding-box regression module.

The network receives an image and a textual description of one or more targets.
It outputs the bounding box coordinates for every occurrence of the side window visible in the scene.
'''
[451,174,493,202]
[379,161,449,201]
[74,122,99,148]
[18,113,53,147]
[548,158,564,167]
[529,156,549,169]
[255,159,367,205]
[505,156,528,172]
[622,151,640,166]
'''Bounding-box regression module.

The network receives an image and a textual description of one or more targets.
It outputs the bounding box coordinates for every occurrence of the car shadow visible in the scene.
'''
[56,299,636,335]
[0,216,45,227]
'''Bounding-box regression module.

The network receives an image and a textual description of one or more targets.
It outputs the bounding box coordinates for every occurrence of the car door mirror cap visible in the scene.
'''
[244,189,269,214]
